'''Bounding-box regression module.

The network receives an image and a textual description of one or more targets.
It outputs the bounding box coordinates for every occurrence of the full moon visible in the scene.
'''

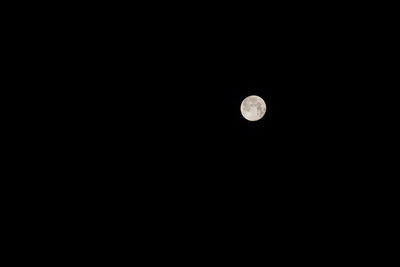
[240,95,267,121]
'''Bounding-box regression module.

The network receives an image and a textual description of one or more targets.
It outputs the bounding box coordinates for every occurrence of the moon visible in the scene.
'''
[240,95,267,121]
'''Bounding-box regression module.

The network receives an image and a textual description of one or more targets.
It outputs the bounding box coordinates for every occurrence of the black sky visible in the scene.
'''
[30,4,398,251]
[55,4,395,217]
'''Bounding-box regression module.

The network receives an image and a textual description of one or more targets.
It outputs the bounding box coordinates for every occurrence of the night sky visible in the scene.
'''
[38,5,395,252]
[76,45,382,210]
[54,3,392,224]
[79,56,331,200]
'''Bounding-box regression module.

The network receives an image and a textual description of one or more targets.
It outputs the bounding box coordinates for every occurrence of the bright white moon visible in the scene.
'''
[240,95,267,121]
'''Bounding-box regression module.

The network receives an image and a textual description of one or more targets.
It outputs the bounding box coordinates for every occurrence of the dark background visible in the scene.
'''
[39,1,392,223]
[19,3,397,255]
[61,44,380,243]
[69,50,357,204]
[58,11,378,200]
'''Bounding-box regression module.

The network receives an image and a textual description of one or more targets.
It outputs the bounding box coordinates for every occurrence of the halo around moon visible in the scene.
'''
[240,95,267,121]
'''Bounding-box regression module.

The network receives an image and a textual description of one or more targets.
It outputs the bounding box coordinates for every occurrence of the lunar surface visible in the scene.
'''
[240,95,267,121]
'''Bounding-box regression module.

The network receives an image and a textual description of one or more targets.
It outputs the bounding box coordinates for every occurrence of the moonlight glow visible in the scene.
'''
[240,95,267,121]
